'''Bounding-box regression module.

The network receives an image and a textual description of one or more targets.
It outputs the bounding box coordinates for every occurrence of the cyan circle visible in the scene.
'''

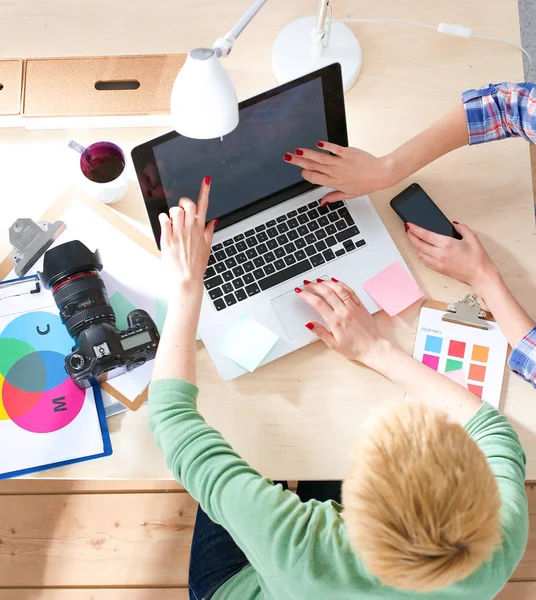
[1,311,73,355]
[39,350,69,390]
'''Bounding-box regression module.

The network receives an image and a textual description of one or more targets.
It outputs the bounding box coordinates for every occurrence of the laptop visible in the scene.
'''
[132,63,409,380]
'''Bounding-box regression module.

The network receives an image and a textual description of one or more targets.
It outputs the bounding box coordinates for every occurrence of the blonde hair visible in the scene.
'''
[342,403,502,592]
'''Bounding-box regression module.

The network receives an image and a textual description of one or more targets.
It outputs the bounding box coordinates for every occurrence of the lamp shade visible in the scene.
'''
[170,48,239,139]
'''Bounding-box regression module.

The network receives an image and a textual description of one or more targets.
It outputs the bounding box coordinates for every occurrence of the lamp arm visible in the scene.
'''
[213,0,268,57]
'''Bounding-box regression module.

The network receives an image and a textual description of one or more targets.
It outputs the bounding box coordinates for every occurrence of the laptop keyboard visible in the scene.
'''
[203,200,367,311]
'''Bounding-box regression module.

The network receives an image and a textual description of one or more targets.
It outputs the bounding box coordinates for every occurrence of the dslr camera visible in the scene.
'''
[39,240,160,389]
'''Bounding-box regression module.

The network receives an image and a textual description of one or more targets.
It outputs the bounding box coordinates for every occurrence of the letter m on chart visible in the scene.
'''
[52,397,67,412]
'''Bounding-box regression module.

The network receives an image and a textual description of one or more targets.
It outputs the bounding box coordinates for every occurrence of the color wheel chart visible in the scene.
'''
[0,311,85,433]
[413,307,509,409]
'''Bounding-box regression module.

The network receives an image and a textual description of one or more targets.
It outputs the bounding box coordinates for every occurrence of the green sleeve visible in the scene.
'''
[464,403,529,577]
[148,379,318,577]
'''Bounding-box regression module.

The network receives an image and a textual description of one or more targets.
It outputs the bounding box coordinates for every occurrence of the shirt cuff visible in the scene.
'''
[461,84,502,145]
[508,327,536,388]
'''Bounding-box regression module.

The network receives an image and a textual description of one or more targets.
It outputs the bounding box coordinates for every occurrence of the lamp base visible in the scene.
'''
[272,17,362,93]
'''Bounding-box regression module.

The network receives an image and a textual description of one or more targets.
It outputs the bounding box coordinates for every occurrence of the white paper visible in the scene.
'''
[412,307,509,409]
[0,297,105,476]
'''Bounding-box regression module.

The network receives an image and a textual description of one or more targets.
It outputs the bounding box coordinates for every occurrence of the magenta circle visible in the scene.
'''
[10,377,85,433]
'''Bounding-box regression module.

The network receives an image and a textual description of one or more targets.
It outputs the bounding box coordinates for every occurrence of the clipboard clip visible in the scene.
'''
[0,275,41,300]
[442,293,488,330]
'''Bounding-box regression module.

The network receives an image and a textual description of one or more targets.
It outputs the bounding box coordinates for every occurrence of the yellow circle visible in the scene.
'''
[0,373,9,420]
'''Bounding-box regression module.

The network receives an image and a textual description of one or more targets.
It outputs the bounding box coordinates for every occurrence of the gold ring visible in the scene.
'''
[340,295,351,303]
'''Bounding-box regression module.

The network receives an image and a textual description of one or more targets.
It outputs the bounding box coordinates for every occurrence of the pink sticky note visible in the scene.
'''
[444,369,468,389]
[362,261,424,316]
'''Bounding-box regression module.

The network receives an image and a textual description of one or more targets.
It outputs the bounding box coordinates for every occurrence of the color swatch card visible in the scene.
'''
[413,307,508,408]
[0,288,111,479]
[363,261,424,317]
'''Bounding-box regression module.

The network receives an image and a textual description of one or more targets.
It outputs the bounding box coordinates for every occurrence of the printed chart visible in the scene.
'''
[413,307,509,409]
[0,311,85,433]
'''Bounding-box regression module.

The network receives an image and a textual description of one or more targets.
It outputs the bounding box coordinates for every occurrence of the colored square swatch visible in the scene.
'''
[445,369,468,389]
[448,340,466,359]
[469,364,487,382]
[425,335,443,354]
[362,261,424,316]
[422,354,440,371]
[445,359,463,372]
[472,345,489,363]
[219,315,278,372]
[468,384,483,399]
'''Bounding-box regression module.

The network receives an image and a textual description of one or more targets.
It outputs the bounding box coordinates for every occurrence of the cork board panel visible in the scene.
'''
[0,59,23,115]
[23,54,186,117]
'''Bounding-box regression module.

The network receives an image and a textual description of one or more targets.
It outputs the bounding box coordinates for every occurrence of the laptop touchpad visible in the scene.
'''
[271,279,328,341]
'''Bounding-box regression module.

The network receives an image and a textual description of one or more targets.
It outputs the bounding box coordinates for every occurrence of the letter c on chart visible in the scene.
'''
[36,324,51,336]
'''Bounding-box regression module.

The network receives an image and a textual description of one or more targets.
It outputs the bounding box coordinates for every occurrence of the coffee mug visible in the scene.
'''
[69,140,128,204]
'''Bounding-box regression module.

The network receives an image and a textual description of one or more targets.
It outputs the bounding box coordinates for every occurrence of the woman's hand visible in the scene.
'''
[296,278,388,367]
[158,176,217,290]
[405,222,499,291]
[283,142,397,205]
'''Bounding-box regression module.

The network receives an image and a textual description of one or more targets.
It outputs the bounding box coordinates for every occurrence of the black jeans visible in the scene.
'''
[188,481,341,600]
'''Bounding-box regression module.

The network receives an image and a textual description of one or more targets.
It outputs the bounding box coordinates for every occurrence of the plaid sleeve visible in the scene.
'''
[462,82,536,145]
[508,327,536,388]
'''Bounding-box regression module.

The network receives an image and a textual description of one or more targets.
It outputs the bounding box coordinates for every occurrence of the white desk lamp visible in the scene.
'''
[171,0,362,140]
[170,0,268,139]
[272,1,362,92]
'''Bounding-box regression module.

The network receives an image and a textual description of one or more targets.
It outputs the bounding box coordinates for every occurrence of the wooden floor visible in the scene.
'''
[0,478,534,599]
[0,146,535,599]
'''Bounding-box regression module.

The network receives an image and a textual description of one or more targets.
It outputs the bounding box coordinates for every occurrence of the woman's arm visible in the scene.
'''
[406,221,536,387]
[151,178,215,385]
[149,179,326,577]
[296,279,482,424]
[283,81,536,204]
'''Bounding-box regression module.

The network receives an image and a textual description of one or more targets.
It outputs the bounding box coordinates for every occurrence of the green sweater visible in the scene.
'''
[148,379,528,600]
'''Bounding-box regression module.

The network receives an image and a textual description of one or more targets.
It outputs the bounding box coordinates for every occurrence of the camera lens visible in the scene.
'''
[38,241,116,340]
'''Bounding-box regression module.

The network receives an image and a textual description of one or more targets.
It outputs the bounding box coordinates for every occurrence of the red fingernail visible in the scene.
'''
[213,219,219,227]
[453,221,459,224]
[295,148,304,156]
[331,277,338,282]
[294,287,302,294]
[303,279,311,285]
[320,201,327,207]
[204,175,211,186]
[316,278,323,283]
[317,141,325,148]
[283,153,292,161]
[305,322,314,330]
[404,223,409,232]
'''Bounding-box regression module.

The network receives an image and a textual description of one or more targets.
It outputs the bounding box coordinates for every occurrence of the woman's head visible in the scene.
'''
[342,402,502,592]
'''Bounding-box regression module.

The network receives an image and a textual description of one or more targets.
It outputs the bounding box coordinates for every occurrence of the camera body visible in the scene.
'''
[39,240,160,389]
[65,309,159,388]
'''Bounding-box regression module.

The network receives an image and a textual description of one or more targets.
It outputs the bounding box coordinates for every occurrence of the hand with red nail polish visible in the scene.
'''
[295,276,387,366]
[159,176,216,294]
[303,279,311,285]
[282,141,399,206]
[294,287,302,294]
[405,221,498,289]
[283,153,292,162]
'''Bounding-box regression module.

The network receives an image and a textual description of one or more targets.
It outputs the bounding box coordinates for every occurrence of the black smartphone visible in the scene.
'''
[390,183,462,240]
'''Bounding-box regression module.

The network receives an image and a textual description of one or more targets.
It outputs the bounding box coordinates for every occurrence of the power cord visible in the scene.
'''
[337,18,532,79]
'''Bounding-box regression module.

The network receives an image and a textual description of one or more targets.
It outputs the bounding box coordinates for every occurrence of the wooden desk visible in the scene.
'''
[0,0,534,481]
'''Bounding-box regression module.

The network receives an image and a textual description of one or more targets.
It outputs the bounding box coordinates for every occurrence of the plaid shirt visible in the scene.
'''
[462,81,536,144]
[508,328,536,389]
[462,81,536,386]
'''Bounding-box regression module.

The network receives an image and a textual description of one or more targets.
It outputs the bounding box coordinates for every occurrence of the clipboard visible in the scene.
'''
[0,187,163,412]
[414,294,508,409]
[0,274,112,479]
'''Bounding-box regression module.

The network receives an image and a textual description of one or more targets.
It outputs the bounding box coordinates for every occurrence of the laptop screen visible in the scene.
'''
[132,63,347,246]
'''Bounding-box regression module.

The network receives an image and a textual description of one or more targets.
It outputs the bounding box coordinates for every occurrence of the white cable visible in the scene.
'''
[337,18,532,79]
[473,34,532,79]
